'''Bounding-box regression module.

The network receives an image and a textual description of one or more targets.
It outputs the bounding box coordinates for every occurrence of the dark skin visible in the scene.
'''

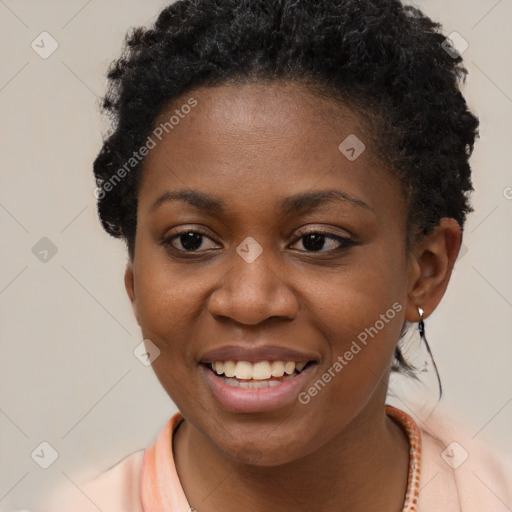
[124,82,462,511]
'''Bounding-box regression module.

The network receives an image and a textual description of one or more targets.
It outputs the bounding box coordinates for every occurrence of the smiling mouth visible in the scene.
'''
[202,360,316,389]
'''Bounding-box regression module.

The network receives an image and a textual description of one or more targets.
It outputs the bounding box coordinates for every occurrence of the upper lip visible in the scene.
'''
[199,345,319,364]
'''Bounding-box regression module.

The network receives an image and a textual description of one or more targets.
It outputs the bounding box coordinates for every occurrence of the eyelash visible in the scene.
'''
[159,228,356,255]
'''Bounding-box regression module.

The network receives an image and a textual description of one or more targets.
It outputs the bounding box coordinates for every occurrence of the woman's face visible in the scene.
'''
[127,82,414,465]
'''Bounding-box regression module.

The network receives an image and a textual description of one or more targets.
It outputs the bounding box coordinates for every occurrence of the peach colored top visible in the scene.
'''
[44,404,512,511]
[140,405,422,511]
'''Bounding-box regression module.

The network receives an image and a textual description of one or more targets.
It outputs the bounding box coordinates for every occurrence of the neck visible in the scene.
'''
[173,396,410,512]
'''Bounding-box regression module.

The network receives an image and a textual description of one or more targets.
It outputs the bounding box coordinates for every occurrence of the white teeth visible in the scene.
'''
[252,361,272,380]
[209,360,309,380]
[271,361,285,377]
[234,361,253,380]
[221,374,296,388]
[284,361,295,375]
[223,360,236,378]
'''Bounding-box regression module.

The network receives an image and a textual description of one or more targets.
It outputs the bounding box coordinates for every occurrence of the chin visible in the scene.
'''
[213,430,315,467]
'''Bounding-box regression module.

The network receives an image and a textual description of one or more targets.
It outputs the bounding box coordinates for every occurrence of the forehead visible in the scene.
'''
[137,82,403,220]
[148,82,369,158]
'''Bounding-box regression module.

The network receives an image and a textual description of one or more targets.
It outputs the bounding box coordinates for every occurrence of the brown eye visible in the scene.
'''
[173,232,205,251]
[290,231,356,253]
[161,229,219,253]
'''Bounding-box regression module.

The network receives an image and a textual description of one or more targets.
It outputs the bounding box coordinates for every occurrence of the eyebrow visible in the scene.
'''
[149,188,374,215]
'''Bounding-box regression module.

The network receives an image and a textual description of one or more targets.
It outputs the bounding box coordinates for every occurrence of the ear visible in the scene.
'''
[405,218,462,323]
[124,260,139,325]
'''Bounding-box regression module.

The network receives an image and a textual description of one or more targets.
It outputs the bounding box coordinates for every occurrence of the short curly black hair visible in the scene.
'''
[92,0,479,381]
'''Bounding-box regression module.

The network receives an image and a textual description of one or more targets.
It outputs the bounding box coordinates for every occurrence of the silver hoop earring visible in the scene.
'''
[416,306,442,399]
[417,306,425,338]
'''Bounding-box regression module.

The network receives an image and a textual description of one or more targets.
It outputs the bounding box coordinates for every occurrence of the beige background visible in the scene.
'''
[0,0,511,510]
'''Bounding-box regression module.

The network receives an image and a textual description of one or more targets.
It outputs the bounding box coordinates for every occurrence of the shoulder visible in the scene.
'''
[42,413,185,512]
[415,403,512,511]
[43,450,145,512]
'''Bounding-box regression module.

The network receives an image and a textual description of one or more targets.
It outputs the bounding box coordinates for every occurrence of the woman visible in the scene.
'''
[47,0,512,510]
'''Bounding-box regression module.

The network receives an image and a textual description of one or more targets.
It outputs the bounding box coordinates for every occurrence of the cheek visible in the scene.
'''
[313,280,404,391]
[133,233,202,328]
[311,245,407,340]
[298,282,405,439]
[133,258,205,407]
[304,244,408,393]
[131,256,200,374]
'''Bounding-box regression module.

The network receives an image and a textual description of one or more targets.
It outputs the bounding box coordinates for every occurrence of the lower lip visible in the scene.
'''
[199,364,316,413]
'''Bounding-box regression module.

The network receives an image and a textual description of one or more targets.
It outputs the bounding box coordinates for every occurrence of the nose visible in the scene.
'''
[207,248,299,326]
